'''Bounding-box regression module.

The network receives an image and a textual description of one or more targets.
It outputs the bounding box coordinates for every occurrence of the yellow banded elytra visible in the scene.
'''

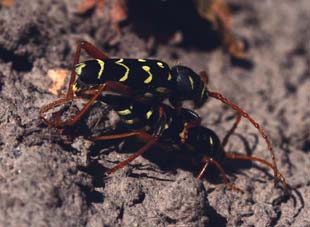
[73,58,209,107]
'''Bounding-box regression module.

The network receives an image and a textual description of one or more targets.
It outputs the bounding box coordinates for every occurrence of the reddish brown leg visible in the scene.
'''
[197,157,243,193]
[107,137,159,174]
[90,107,168,175]
[222,114,242,148]
[39,96,78,125]
[90,130,159,175]
[49,81,132,128]
[225,153,288,194]
[67,40,110,98]
[86,130,158,175]
[40,41,112,124]
[209,91,279,186]
[40,82,131,126]
[90,131,144,141]
[40,81,131,127]
[196,160,210,179]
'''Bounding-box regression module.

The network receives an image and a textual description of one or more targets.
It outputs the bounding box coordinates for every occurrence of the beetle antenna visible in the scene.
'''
[208,91,280,186]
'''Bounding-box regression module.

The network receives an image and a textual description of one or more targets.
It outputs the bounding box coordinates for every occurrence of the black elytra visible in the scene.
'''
[74,58,209,107]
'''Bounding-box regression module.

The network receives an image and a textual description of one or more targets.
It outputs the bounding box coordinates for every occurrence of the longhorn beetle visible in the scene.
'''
[40,41,282,188]
[61,94,289,193]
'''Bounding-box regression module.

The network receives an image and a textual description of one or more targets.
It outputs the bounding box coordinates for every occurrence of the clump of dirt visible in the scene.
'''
[0,0,309,226]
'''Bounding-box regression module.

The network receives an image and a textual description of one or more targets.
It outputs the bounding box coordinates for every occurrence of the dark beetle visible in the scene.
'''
[40,41,287,194]
[87,95,287,193]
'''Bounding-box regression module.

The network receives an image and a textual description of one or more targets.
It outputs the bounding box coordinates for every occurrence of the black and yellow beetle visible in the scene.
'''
[72,58,208,108]
[40,41,283,189]
[40,41,210,126]
[51,93,288,194]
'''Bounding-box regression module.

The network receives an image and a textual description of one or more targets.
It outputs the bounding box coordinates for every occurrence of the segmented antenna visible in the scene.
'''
[209,91,279,186]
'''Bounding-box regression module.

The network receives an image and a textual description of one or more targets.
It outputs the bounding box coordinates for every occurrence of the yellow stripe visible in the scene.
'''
[142,65,153,84]
[116,59,130,82]
[156,87,168,93]
[117,109,131,115]
[97,59,105,79]
[168,73,172,81]
[201,86,205,99]
[188,76,194,90]
[157,62,164,68]
[144,92,153,98]
[146,110,153,119]
[138,59,146,62]
[75,63,86,75]
[123,119,138,124]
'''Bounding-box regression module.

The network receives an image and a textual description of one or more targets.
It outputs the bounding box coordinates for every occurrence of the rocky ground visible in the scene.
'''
[0,0,309,226]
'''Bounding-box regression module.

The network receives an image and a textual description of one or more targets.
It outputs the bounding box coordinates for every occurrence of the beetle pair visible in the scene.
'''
[40,41,287,193]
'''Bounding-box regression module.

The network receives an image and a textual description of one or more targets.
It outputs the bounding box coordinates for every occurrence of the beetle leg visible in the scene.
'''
[91,107,170,175]
[209,91,279,188]
[40,41,112,125]
[225,153,288,194]
[196,159,210,179]
[67,41,110,98]
[41,81,132,127]
[90,131,144,141]
[39,96,78,126]
[198,156,243,193]
[106,133,160,175]
[58,81,132,127]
